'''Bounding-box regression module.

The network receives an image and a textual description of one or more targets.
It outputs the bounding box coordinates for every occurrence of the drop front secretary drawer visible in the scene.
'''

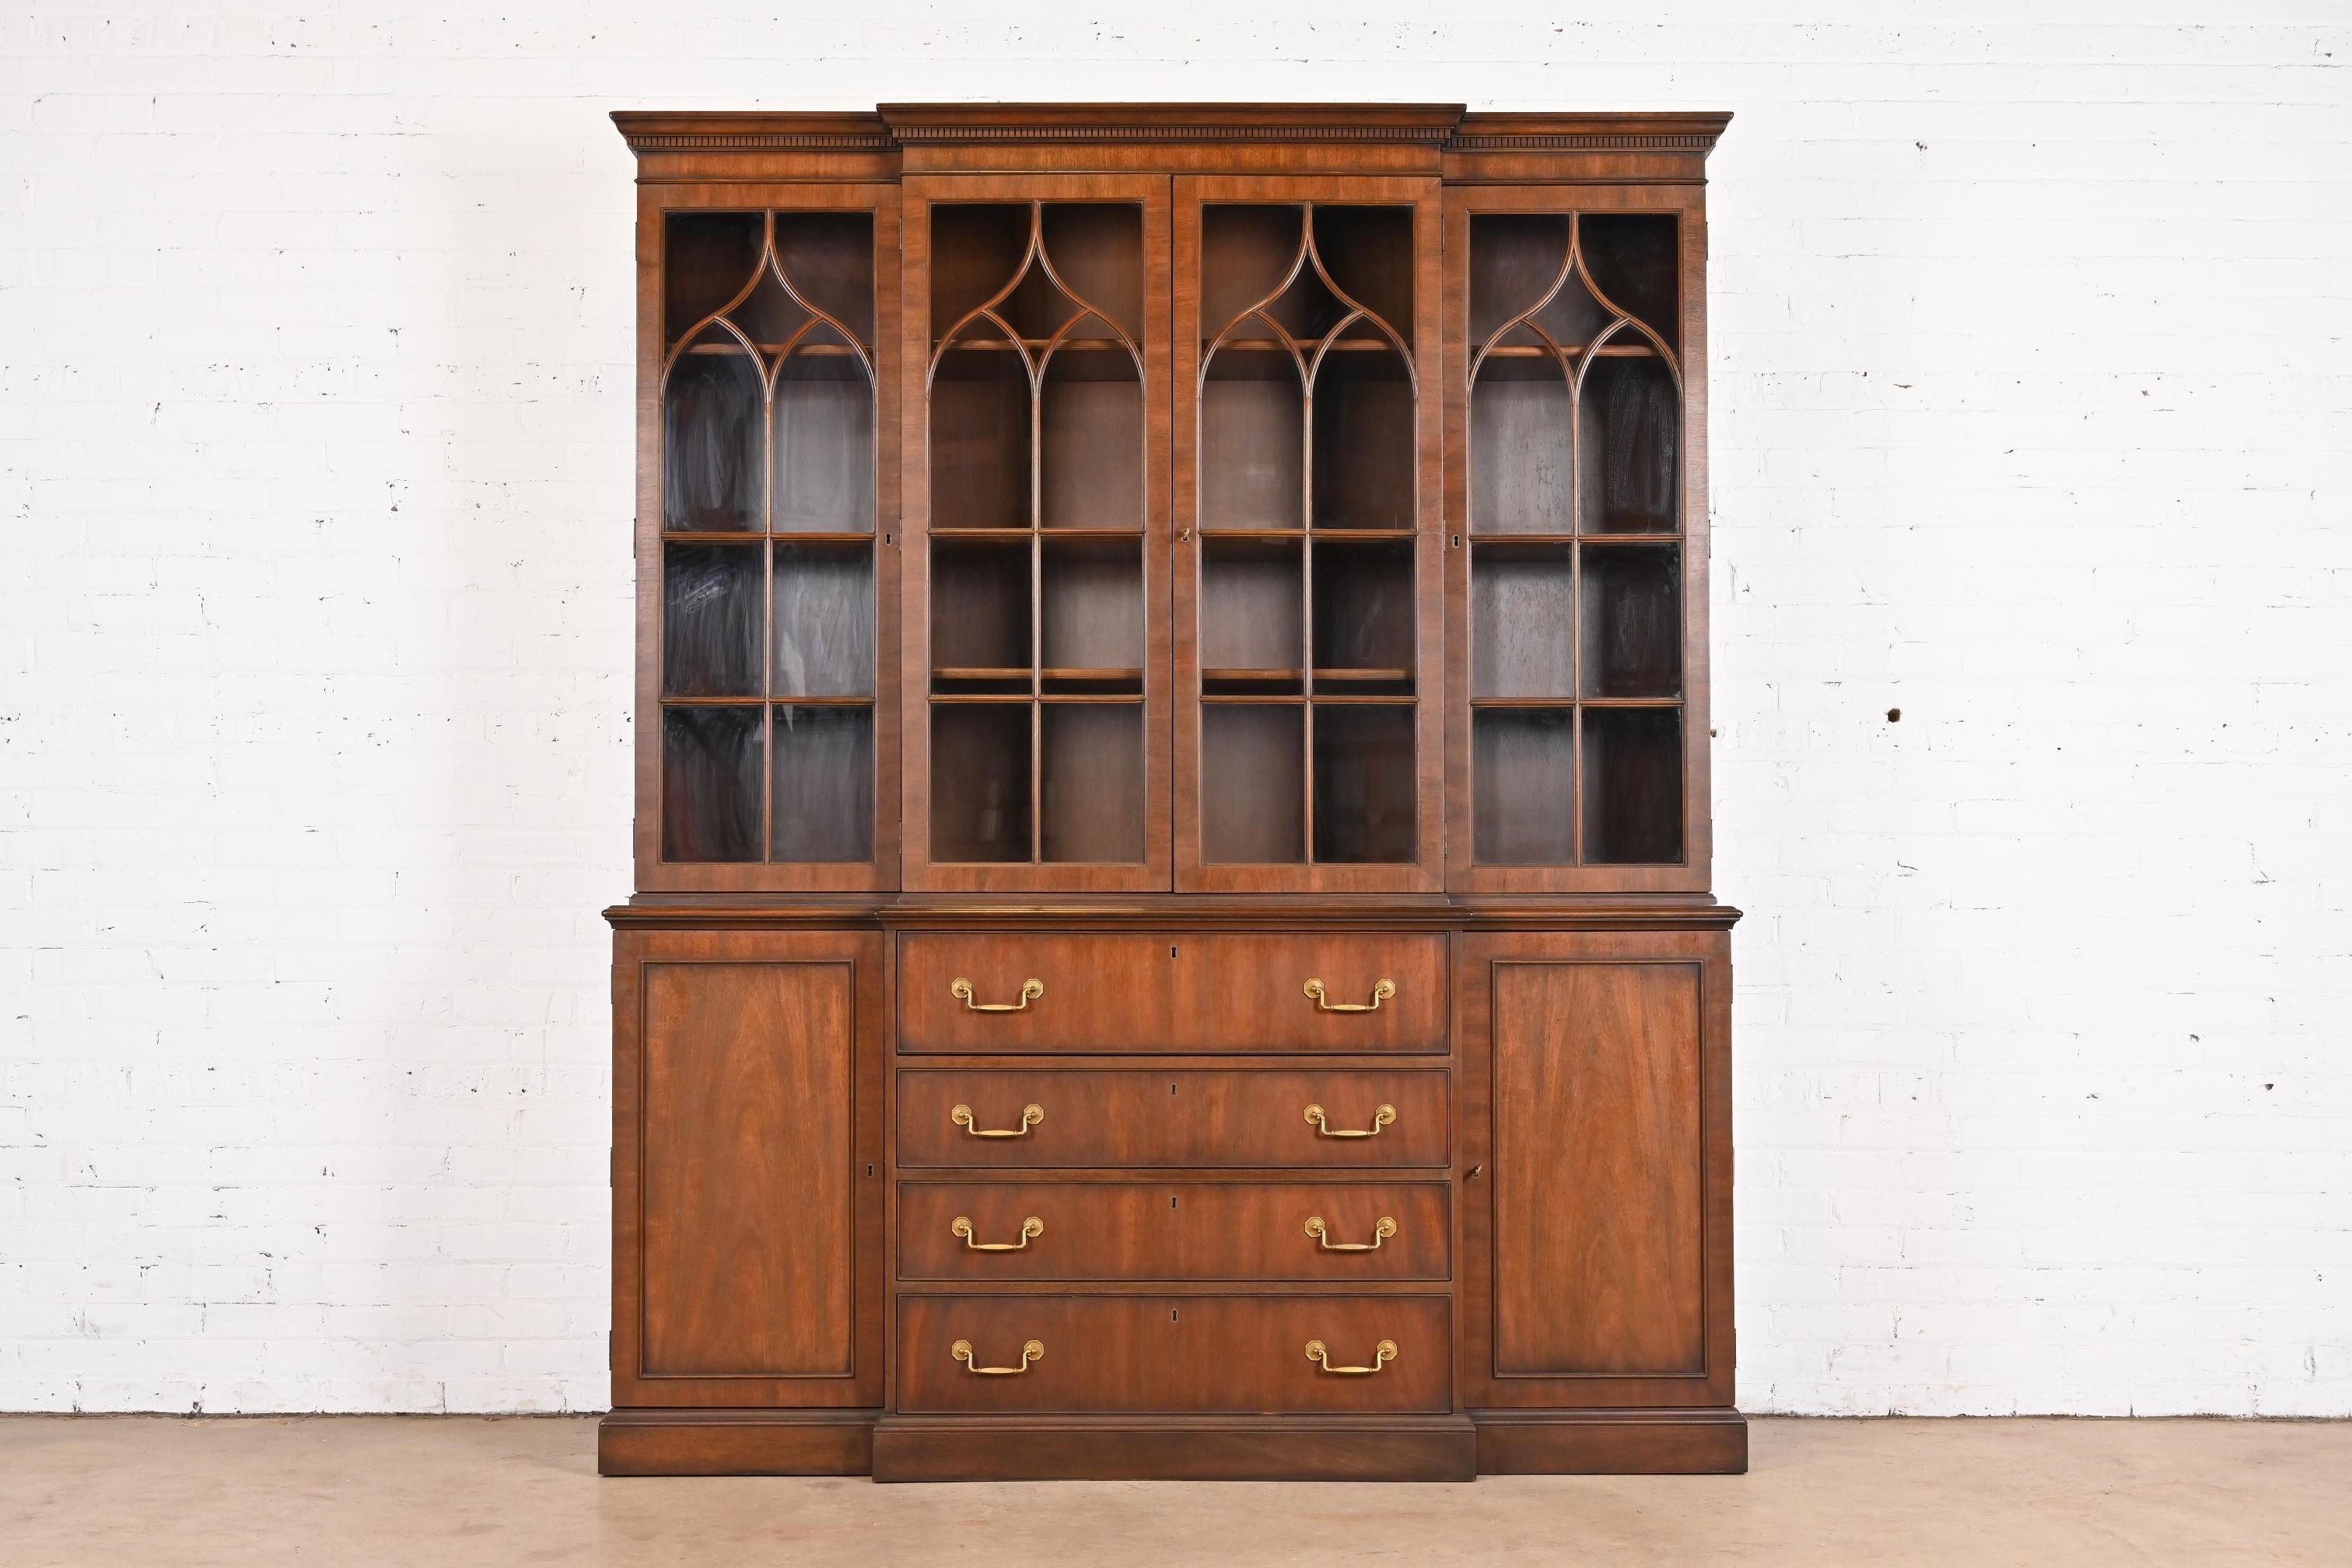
[896,1069,1451,1168]
[898,1294,1451,1414]
[896,932,1447,1053]
[899,1181,1451,1281]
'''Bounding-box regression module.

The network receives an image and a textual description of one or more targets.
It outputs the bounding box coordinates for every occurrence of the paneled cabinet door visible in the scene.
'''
[899,175,1174,892]
[1458,930,1734,1409]
[611,929,883,1408]
[1174,176,1447,893]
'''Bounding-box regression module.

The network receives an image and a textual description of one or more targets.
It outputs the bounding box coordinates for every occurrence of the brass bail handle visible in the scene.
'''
[1304,1103,1396,1139]
[953,1216,1045,1252]
[954,978,1044,1013]
[1304,1338,1398,1376]
[1304,977,1395,1013]
[952,1103,1045,1139]
[952,1338,1045,1376]
[1304,1215,1397,1252]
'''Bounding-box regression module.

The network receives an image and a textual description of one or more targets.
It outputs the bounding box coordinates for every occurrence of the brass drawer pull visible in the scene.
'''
[1304,977,1395,1013]
[953,1215,1044,1251]
[1305,1338,1398,1376]
[954,978,1044,1013]
[1304,1102,1395,1139]
[952,1338,1044,1376]
[953,1103,1045,1138]
[1304,1215,1397,1252]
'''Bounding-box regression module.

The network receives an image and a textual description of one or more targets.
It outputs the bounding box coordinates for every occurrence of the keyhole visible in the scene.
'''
[1171,1308,1179,1323]
[1170,945,1178,960]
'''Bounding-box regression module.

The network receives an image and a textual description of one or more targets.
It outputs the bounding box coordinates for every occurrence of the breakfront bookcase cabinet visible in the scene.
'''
[604,104,1739,1482]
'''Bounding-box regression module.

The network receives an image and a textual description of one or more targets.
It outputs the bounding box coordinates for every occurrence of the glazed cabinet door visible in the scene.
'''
[638,186,901,892]
[612,929,883,1408]
[1458,930,1733,1409]
[900,175,1174,891]
[1442,184,1711,894]
[1174,177,1446,892]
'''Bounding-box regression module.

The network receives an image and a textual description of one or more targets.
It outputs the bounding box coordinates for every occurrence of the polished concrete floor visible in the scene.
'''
[2,1416,2343,1566]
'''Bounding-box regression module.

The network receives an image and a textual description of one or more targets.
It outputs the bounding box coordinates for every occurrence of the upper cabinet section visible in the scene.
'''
[615,107,1727,897]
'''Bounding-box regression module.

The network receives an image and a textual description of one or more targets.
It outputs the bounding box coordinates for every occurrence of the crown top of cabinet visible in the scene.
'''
[611,104,1733,180]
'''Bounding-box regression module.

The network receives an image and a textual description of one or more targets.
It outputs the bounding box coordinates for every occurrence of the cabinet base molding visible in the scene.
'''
[1471,1408,1748,1475]
[872,1415,1478,1482]
[597,1409,877,1477]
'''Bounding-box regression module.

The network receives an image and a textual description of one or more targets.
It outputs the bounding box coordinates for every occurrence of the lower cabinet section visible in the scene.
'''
[604,915,1741,1479]
[896,1294,1453,1414]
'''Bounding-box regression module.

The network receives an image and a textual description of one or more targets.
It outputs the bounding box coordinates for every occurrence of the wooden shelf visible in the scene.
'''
[678,341,870,359]
[1313,667,1412,682]
[1476,341,1660,359]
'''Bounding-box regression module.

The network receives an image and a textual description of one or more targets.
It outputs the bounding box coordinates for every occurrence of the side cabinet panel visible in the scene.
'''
[614,929,884,1407]
[1459,929,1732,1409]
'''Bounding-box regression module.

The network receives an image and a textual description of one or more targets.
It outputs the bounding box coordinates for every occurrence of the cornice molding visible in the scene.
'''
[611,106,1733,159]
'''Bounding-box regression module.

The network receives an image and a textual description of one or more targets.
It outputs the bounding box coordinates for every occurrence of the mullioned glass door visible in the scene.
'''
[1174,177,1446,894]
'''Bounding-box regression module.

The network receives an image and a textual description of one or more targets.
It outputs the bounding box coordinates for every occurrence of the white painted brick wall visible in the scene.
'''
[2,2,2346,1416]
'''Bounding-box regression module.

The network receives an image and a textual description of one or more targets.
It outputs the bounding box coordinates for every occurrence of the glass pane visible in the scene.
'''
[930,704,1031,863]
[930,541,1031,682]
[930,348,1031,530]
[1311,540,1413,693]
[1041,704,1144,863]
[1200,348,1302,530]
[771,543,873,698]
[1201,703,1304,864]
[1579,214,1680,353]
[1310,348,1414,530]
[930,205,1034,335]
[1578,355,1679,534]
[1582,707,1683,864]
[771,705,872,863]
[1040,350,1143,530]
[1470,357,1573,535]
[1201,539,1302,684]
[1311,703,1414,863]
[773,326,875,534]
[1040,539,1141,688]
[1469,214,1570,345]
[1473,708,1575,865]
[663,338,762,532]
[663,542,761,698]
[1471,545,1576,700]
[663,212,762,347]
[1311,206,1414,338]
[773,211,875,348]
[662,705,762,862]
[1201,205,1309,339]
[1580,545,1682,699]
[1041,204,1145,345]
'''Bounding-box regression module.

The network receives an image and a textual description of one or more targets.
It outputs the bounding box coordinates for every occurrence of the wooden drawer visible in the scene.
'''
[896,932,1448,1054]
[896,1069,1451,1168]
[897,1294,1451,1414]
[899,1181,1451,1282]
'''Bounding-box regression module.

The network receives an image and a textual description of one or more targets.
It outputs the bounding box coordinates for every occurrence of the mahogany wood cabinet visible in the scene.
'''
[603,104,1740,1482]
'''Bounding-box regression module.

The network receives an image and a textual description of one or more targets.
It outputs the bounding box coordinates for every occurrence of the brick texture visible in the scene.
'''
[2,5,2347,1415]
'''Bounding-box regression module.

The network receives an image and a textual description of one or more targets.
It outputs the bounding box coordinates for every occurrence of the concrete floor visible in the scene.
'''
[2,1416,2344,1566]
